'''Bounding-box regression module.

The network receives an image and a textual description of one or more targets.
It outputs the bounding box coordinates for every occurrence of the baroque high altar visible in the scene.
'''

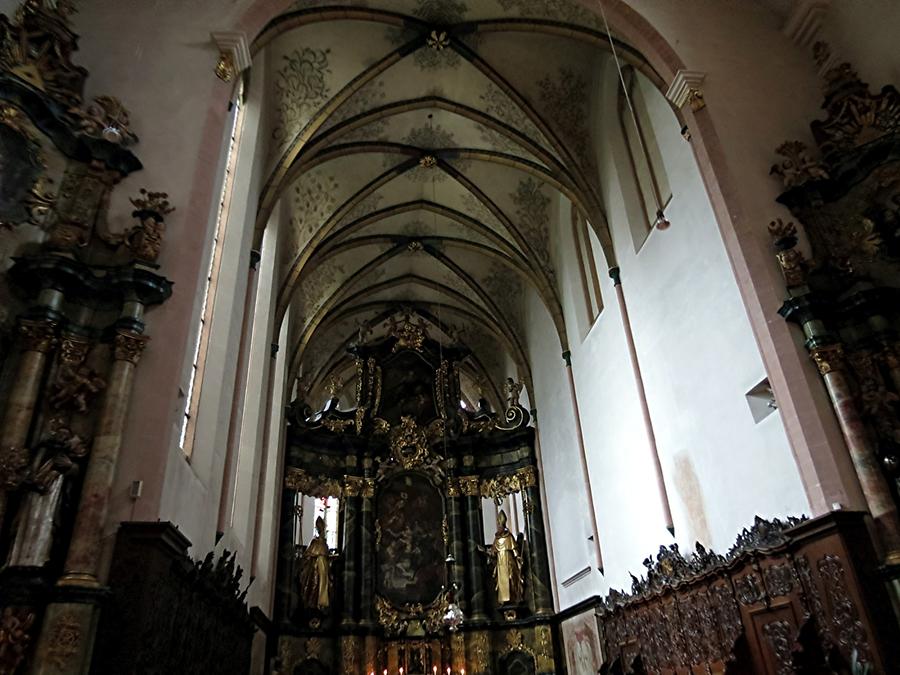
[275,316,556,674]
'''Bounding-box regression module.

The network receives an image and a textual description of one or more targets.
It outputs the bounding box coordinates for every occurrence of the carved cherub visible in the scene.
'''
[49,364,105,413]
[505,377,522,408]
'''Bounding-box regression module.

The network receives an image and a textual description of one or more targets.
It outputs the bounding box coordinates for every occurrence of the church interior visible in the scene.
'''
[1,0,900,673]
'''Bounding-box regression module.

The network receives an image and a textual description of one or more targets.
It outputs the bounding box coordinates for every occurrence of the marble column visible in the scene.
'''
[462,477,488,622]
[811,343,900,564]
[522,470,553,616]
[359,467,376,627]
[0,318,58,531]
[341,479,361,627]
[31,327,148,675]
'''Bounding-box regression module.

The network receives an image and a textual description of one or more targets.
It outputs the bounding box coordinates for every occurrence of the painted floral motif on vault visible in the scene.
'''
[511,177,553,273]
[271,47,332,151]
[537,67,593,169]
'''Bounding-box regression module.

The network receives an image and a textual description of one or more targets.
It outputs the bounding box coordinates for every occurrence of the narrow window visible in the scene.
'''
[618,67,672,249]
[313,496,340,550]
[571,208,603,327]
[179,87,245,456]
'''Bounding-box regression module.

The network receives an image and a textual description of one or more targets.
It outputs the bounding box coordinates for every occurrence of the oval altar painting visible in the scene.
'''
[376,473,445,606]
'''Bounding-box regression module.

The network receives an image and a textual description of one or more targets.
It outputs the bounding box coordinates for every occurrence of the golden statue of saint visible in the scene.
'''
[490,509,523,605]
[299,516,332,611]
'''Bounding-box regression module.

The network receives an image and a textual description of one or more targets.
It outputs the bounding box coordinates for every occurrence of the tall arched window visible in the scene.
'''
[571,208,603,329]
[618,66,671,250]
[179,86,245,456]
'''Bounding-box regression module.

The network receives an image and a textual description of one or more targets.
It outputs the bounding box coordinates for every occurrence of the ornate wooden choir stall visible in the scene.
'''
[273,319,556,675]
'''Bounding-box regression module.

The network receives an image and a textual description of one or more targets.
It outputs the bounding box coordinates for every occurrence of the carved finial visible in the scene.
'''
[130,189,174,217]
[770,141,829,188]
[388,309,427,352]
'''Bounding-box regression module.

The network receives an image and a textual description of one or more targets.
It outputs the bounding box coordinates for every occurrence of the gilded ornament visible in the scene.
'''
[113,330,149,364]
[343,475,364,497]
[426,29,450,51]
[770,141,829,188]
[458,475,480,497]
[284,467,342,498]
[326,374,343,397]
[768,219,809,287]
[215,51,236,82]
[46,612,81,670]
[389,416,432,469]
[71,95,139,146]
[58,334,90,366]
[323,417,354,434]
[104,188,175,262]
[0,0,86,107]
[375,593,447,637]
[811,344,845,376]
[446,478,461,497]
[18,319,57,353]
[388,310,427,351]
[0,607,35,674]
[686,88,705,111]
[489,510,524,606]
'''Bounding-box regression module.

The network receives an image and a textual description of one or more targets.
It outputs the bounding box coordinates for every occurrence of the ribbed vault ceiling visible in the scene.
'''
[252,0,662,406]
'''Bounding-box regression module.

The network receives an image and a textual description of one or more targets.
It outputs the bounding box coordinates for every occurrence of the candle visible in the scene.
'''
[433,668,437,675]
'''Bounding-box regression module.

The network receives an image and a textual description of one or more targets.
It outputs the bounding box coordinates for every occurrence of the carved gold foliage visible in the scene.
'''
[375,593,447,637]
[71,95,138,146]
[285,467,342,498]
[811,343,845,376]
[113,330,149,364]
[388,310,427,352]
[770,141,829,189]
[323,417,354,434]
[481,466,536,500]
[389,416,432,469]
[768,219,810,287]
[18,319,57,353]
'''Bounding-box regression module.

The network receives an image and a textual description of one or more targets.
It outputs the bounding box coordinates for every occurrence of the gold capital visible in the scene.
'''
[113,330,149,364]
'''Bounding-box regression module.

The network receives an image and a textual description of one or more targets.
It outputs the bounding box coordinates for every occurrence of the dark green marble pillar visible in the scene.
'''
[463,489,488,622]
[359,476,376,627]
[275,487,297,622]
[523,478,553,616]
[447,488,467,610]
[341,490,361,627]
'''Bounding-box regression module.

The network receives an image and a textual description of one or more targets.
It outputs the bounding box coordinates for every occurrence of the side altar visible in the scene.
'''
[272,319,556,675]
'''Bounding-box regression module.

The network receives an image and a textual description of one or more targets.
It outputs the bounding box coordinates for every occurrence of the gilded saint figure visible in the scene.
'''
[299,516,332,611]
[490,509,523,605]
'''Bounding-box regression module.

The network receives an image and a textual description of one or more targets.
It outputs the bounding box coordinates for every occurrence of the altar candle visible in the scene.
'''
[433,668,437,675]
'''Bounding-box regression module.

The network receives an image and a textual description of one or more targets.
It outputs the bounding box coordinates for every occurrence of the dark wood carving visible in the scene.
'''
[91,522,255,675]
[592,512,898,674]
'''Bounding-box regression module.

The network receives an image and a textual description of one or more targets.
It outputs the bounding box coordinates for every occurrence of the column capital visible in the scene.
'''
[810,342,845,375]
[113,330,149,364]
[608,266,622,286]
[18,318,58,353]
